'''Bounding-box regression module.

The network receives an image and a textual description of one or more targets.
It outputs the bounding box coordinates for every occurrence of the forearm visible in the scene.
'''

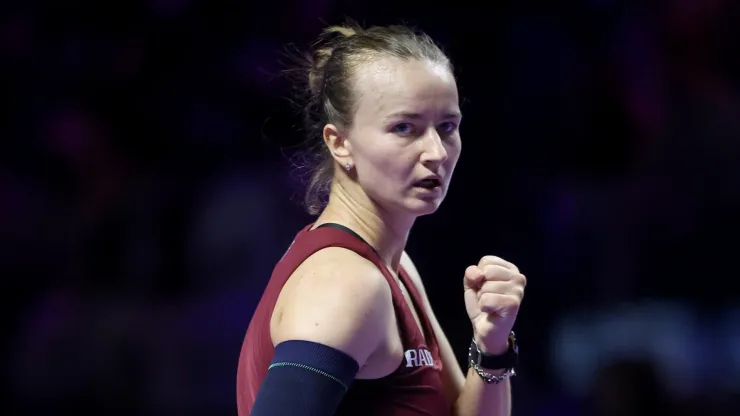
[452,368,511,416]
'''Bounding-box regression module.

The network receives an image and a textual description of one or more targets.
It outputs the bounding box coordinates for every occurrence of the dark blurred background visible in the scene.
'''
[3,0,740,415]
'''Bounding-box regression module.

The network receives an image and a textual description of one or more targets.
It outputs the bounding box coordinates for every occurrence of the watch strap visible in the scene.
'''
[469,331,518,370]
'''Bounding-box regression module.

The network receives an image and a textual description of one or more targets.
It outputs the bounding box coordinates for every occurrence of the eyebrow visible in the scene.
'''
[385,111,462,120]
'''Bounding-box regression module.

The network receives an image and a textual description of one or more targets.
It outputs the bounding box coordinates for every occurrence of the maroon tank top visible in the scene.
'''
[236,223,450,415]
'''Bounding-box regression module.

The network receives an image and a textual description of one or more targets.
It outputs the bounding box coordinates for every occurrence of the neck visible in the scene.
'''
[315,181,415,271]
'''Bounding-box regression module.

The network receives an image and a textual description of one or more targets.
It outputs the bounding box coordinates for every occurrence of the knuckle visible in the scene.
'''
[480,255,502,265]
[487,281,503,293]
[465,265,480,276]
[507,295,521,308]
[480,255,520,273]
[516,273,527,287]
[482,264,505,277]
[479,292,496,304]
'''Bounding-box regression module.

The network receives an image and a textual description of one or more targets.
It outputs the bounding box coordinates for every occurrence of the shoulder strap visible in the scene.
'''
[314,223,378,254]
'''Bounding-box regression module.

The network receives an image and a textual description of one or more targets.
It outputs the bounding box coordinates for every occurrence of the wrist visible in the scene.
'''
[473,334,509,355]
[468,333,518,384]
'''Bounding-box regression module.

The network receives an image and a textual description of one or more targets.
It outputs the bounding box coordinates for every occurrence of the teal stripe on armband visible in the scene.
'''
[268,361,350,391]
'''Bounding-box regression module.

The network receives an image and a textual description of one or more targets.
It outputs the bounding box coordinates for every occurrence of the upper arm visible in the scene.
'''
[273,247,392,368]
[400,251,466,401]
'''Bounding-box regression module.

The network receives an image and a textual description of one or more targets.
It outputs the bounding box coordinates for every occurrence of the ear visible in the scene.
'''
[322,123,353,165]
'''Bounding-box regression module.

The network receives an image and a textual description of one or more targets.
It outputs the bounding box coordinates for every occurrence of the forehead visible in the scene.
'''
[352,57,460,121]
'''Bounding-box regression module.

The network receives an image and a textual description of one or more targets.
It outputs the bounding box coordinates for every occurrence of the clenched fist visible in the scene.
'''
[463,255,526,354]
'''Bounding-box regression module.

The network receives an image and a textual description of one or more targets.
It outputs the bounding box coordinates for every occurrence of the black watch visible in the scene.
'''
[469,331,518,370]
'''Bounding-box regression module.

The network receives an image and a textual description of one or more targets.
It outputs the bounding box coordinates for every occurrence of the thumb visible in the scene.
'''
[463,265,485,291]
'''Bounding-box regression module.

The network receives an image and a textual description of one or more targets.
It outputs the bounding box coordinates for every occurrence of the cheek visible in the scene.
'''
[446,140,462,167]
[373,157,415,179]
[367,146,416,176]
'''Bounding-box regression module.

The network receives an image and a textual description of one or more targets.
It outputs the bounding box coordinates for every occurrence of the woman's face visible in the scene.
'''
[344,57,462,216]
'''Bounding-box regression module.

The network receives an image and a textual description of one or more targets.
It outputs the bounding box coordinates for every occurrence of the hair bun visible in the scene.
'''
[307,24,362,96]
[321,25,359,39]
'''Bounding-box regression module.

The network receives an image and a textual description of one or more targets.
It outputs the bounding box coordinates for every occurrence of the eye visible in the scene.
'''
[393,123,415,136]
[438,121,458,134]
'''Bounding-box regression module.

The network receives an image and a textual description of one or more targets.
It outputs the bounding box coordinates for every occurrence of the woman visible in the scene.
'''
[237,22,527,416]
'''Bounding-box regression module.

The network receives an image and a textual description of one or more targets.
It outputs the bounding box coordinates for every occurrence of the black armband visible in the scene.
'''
[250,340,359,415]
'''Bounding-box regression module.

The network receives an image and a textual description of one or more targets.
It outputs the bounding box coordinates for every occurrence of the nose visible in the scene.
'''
[420,129,448,167]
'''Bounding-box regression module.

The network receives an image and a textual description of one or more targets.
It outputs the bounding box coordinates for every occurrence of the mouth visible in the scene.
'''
[413,177,442,190]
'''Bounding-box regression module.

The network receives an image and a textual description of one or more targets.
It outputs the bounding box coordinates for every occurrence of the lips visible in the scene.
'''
[414,178,441,189]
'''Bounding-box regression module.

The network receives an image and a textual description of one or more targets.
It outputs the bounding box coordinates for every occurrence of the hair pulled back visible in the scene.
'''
[295,20,451,215]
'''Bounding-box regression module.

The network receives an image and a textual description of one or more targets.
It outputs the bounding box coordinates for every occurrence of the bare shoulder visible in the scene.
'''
[272,247,392,366]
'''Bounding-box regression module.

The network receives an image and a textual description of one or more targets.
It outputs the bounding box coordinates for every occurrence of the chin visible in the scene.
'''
[403,196,444,216]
